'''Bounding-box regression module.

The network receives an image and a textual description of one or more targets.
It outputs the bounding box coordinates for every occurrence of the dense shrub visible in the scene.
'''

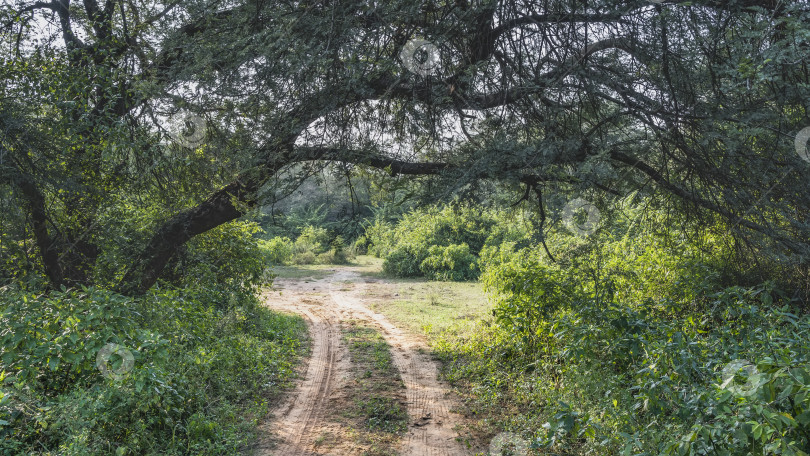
[292,250,317,265]
[0,221,307,455]
[169,220,271,292]
[293,225,332,256]
[353,235,369,255]
[368,205,530,281]
[325,235,349,264]
[380,245,421,277]
[364,219,396,258]
[436,223,810,456]
[260,226,354,266]
[0,284,305,455]
[258,236,293,265]
[419,244,478,281]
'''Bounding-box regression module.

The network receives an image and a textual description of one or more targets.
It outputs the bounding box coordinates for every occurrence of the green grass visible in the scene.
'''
[344,323,396,374]
[349,255,386,273]
[366,279,492,338]
[269,264,334,280]
[336,320,407,455]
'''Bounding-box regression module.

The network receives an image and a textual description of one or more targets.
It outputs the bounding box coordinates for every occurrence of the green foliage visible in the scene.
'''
[364,219,397,258]
[0,282,305,454]
[381,245,424,277]
[483,253,575,339]
[260,204,333,240]
[294,225,332,255]
[369,205,530,281]
[353,235,369,255]
[0,288,159,394]
[167,220,272,293]
[419,244,478,281]
[436,219,810,456]
[258,237,293,265]
[258,226,354,266]
[328,235,349,265]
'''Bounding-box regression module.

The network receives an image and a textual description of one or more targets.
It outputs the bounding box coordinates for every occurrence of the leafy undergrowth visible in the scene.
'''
[333,320,407,456]
[258,225,355,266]
[0,285,306,455]
[432,220,810,455]
[364,205,530,281]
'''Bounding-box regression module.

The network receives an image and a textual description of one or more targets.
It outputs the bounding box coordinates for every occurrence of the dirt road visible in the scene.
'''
[255,268,469,456]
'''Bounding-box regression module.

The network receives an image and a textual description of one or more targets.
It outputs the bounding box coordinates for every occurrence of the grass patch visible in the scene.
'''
[269,264,334,280]
[355,271,492,452]
[349,255,386,274]
[366,279,492,338]
[336,320,407,455]
[270,256,382,280]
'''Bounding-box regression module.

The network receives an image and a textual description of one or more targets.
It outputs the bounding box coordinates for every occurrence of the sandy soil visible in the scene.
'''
[254,268,469,456]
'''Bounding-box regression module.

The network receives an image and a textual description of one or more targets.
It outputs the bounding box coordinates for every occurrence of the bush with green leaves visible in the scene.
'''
[364,219,397,258]
[258,226,354,266]
[0,221,306,455]
[258,236,293,265]
[370,205,530,281]
[353,235,369,255]
[436,220,810,456]
[168,220,271,292]
[0,284,305,455]
[326,235,349,265]
[293,225,332,256]
[419,243,479,281]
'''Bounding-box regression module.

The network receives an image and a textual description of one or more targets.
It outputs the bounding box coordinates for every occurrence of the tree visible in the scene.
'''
[1,0,808,294]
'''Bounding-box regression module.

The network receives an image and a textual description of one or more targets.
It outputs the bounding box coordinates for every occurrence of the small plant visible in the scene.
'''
[353,236,369,255]
[330,235,349,264]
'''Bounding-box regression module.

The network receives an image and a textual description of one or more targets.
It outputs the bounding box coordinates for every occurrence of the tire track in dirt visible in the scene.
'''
[329,270,468,456]
[272,306,337,454]
[256,268,469,456]
[255,282,354,456]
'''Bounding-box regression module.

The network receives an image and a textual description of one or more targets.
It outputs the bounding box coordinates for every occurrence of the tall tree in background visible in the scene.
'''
[1,0,808,294]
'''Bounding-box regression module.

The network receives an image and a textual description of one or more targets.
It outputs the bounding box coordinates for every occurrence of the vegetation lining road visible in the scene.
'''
[5,1,810,454]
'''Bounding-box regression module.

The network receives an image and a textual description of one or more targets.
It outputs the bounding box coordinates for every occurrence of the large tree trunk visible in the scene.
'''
[117,178,260,295]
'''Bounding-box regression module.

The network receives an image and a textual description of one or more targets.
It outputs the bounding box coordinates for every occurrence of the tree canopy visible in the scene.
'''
[1,0,809,294]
